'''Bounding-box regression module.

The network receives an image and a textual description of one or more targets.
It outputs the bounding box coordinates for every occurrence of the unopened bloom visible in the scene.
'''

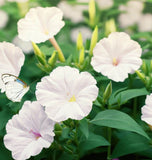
[12,36,33,54]
[36,66,98,122]
[141,94,152,125]
[18,7,65,43]
[4,101,55,160]
[91,32,142,82]
[0,42,25,92]
[0,10,9,29]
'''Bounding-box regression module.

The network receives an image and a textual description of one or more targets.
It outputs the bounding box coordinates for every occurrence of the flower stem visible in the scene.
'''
[107,127,112,160]
[49,37,65,62]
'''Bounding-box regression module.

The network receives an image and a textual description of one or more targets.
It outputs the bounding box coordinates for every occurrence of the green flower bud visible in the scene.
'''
[103,81,112,103]
[48,51,58,67]
[105,19,117,36]
[89,25,98,56]
[77,32,83,51]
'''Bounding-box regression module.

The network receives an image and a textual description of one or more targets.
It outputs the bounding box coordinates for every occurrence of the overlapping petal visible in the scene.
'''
[0,42,25,92]
[36,66,98,122]
[91,32,142,82]
[18,7,65,43]
[4,101,55,160]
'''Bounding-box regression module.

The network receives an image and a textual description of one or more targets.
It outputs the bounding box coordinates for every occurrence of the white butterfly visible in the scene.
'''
[1,74,29,102]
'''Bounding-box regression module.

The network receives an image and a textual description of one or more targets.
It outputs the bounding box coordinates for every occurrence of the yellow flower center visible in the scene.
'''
[44,30,49,35]
[112,57,118,66]
[69,95,76,102]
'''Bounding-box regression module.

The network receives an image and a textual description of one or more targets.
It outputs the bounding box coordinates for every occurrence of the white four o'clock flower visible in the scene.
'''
[57,1,88,23]
[0,0,5,6]
[96,0,114,10]
[118,0,143,28]
[36,66,98,122]
[18,7,65,43]
[12,36,33,54]
[7,0,28,2]
[91,32,142,82]
[137,14,152,32]
[4,101,55,160]
[141,94,152,125]
[0,42,25,92]
[0,10,9,29]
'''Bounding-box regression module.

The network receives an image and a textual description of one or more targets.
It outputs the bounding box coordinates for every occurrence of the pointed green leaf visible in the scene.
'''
[91,110,150,140]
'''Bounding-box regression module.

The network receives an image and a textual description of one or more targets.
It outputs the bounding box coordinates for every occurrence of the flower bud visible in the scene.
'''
[103,81,112,103]
[89,0,96,27]
[142,60,148,75]
[105,19,117,36]
[32,42,46,65]
[77,32,83,51]
[48,51,58,67]
[136,70,146,83]
[79,47,85,65]
[89,25,98,56]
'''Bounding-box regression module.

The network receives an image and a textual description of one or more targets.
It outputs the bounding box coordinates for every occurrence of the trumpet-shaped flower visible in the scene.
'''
[57,1,87,23]
[12,36,33,54]
[0,42,25,92]
[4,101,55,160]
[18,7,65,43]
[36,66,98,122]
[0,10,9,29]
[7,0,28,2]
[96,0,114,10]
[141,94,152,125]
[137,14,152,32]
[91,32,142,82]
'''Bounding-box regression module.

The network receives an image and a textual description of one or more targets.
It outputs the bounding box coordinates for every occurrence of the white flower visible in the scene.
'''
[71,26,92,42]
[7,0,28,2]
[0,42,25,92]
[119,0,144,13]
[118,0,143,28]
[4,101,55,160]
[57,1,88,23]
[36,66,98,122]
[96,0,114,10]
[118,12,142,28]
[0,10,9,29]
[141,94,152,125]
[12,36,33,54]
[0,0,5,6]
[91,32,142,82]
[137,14,152,32]
[18,7,65,43]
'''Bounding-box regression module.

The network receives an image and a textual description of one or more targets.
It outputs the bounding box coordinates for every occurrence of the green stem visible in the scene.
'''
[74,121,80,160]
[107,127,112,160]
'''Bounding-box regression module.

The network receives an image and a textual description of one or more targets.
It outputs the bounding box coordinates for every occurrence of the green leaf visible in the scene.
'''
[0,108,13,130]
[79,132,110,154]
[111,132,150,158]
[91,110,150,140]
[109,88,149,105]
[79,118,89,139]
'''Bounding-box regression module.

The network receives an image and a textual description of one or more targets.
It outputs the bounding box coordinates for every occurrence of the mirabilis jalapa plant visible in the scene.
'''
[1,0,152,160]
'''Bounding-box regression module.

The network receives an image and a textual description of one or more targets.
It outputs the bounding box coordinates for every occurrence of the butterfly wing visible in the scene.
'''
[1,74,29,102]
